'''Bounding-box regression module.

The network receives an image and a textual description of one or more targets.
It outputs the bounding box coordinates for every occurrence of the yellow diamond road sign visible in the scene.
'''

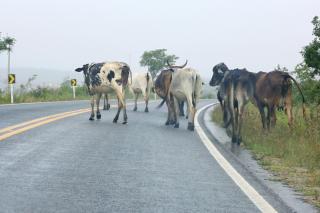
[71,79,77,86]
[8,74,16,84]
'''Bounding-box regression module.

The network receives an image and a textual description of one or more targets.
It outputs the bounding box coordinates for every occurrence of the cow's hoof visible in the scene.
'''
[97,113,101,119]
[187,123,194,131]
[165,121,170,125]
[89,116,94,121]
[144,107,149,113]
[186,116,188,119]
[232,136,237,143]
[113,119,118,123]
[107,104,110,110]
[174,123,179,128]
[169,120,176,125]
[133,107,137,111]
[122,121,127,125]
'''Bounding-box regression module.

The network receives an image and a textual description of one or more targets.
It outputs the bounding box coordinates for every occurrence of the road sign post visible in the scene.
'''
[71,79,77,99]
[8,74,15,104]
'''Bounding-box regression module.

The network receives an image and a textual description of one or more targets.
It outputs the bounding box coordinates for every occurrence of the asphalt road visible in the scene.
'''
[0,100,292,212]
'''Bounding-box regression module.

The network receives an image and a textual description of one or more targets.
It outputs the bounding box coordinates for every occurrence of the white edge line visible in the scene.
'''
[195,103,277,213]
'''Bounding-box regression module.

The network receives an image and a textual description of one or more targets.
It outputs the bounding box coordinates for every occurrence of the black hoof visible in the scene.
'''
[133,107,137,111]
[169,120,176,125]
[107,104,110,110]
[113,119,118,123]
[165,121,170,126]
[174,123,179,128]
[187,122,194,131]
[122,121,127,124]
[144,107,149,113]
[97,113,101,119]
[179,112,185,117]
[232,136,237,143]
[186,116,188,119]
[89,116,94,121]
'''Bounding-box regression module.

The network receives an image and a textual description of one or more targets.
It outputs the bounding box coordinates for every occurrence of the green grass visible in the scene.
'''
[212,103,320,208]
[0,85,138,104]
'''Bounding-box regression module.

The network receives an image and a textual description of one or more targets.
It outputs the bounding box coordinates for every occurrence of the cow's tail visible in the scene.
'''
[282,73,306,119]
[157,74,172,109]
[157,98,166,109]
[146,72,150,93]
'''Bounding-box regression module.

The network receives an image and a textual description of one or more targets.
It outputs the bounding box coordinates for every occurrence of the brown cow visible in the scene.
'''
[254,70,306,129]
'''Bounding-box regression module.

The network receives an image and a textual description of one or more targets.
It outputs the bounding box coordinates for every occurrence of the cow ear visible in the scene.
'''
[75,68,83,72]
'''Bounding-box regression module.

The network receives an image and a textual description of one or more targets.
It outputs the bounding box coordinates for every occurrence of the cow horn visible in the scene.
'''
[167,60,188,69]
[179,60,188,68]
[166,60,173,68]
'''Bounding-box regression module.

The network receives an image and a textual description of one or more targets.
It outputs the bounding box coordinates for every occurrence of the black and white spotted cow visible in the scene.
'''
[75,61,131,124]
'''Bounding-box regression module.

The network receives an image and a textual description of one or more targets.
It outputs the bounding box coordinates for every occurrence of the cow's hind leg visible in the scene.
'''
[103,94,110,110]
[89,96,95,121]
[144,92,149,113]
[179,101,185,117]
[133,93,139,111]
[96,93,102,119]
[257,103,267,129]
[113,98,121,123]
[186,95,195,131]
[173,97,180,128]
[165,99,172,125]
[122,98,128,124]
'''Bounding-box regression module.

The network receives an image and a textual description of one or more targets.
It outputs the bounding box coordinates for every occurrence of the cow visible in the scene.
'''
[154,61,188,125]
[75,61,131,124]
[254,70,306,129]
[130,72,153,112]
[210,64,255,144]
[168,61,203,131]
[210,63,306,133]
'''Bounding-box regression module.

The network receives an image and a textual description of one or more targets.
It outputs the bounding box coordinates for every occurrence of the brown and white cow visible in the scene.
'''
[130,72,153,112]
[75,61,131,124]
[168,62,203,131]
[154,61,188,125]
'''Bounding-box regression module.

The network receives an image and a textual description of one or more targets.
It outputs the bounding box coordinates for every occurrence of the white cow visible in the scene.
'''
[130,72,153,112]
[169,67,203,131]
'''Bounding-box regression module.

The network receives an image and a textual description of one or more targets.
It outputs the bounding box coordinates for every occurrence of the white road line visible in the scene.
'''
[195,103,277,213]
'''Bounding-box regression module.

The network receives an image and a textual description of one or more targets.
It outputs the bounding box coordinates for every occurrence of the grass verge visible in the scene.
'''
[211,103,320,208]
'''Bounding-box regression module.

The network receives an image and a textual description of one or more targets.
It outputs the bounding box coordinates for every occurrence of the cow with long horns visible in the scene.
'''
[155,60,188,126]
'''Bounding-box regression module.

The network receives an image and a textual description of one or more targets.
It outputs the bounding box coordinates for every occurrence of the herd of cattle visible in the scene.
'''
[75,60,305,144]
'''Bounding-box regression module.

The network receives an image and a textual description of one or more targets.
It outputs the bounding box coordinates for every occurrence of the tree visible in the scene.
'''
[301,16,320,77]
[0,39,6,52]
[140,49,178,78]
[274,64,289,72]
[2,36,16,90]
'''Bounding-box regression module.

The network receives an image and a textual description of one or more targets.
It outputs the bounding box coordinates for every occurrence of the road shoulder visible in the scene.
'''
[198,103,317,213]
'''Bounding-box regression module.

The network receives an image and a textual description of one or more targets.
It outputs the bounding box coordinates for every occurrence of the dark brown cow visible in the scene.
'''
[254,70,306,129]
[222,68,255,144]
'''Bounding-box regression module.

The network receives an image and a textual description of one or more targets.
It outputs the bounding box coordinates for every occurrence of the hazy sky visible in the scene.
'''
[0,0,319,85]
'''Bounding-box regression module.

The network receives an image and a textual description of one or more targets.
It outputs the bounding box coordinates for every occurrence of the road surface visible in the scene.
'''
[0,100,299,212]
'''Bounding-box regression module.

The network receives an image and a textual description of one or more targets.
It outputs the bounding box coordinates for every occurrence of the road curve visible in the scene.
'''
[0,100,286,212]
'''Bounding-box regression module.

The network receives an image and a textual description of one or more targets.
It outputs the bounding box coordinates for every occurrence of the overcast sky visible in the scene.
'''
[0,0,319,85]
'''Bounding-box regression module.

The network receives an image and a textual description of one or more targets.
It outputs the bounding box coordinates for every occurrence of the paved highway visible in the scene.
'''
[0,100,307,212]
